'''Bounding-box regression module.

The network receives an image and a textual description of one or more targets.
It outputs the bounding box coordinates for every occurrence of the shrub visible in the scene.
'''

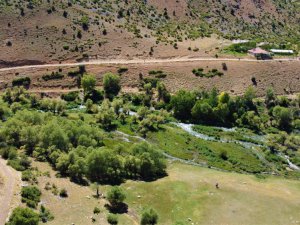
[40,205,54,223]
[141,208,158,225]
[42,72,64,81]
[21,186,41,208]
[93,207,101,214]
[61,91,79,102]
[107,214,118,225]
[107,186,126,209]
[6,207,39,225]
[12,77,31,87]
[59,188,68,198]
[117,67,128,74]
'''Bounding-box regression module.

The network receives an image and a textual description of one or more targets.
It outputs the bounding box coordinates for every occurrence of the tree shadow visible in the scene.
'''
[105,202,128,214]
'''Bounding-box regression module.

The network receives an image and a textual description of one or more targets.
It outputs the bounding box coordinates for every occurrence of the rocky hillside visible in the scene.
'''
[0,0,299,65]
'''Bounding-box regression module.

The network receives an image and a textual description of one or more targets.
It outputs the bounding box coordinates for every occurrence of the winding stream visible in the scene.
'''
[174,123,300,171]
[69,104,299,171]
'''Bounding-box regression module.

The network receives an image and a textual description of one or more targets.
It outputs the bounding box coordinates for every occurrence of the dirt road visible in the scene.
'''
[0,57,298,72]
[0,158,20,225]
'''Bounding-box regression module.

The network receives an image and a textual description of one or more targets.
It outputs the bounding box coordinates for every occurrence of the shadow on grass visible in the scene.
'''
[105,202,128,214]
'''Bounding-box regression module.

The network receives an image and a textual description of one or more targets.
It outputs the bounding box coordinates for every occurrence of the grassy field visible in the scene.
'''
[32,160,300,225]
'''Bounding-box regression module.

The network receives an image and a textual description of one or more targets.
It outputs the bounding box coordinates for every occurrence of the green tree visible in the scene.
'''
[141,208,158,225]
[86,148,123,183]
[171,90,196,121]
[6,207,39,225]
[265,87,276,108]
[103,73,121,100]
[272,106,293,131]
[81,74,96,96]
[96,100,117,130]
[131,142,166,179]
[192,101,213,123]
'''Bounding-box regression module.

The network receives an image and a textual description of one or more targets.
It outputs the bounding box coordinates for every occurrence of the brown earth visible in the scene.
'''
[0,60,299,97]
[0,0,298,67]
[0,158,21,225]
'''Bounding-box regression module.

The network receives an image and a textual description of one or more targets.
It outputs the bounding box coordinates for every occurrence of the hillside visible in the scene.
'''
[0,0,299,66]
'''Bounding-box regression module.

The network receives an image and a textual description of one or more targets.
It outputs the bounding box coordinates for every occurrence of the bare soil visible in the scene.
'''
[0,158,21,225]
[0,60,299,97]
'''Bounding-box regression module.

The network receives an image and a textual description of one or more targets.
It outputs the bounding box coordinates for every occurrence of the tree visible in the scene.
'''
[171,90,196,121]
[141,208,158,225]
[96,100,117,130]
[192,101,213,124]
[103,73,121,100]
[157,82,170,103]
[131,142,166,179]
[6,207,39,225]
[243,87,256,110]
[81,74,96,96]
[272,106,293,131]
[265,87,276,108]
[107,186,126,209]
[86,148,123,183]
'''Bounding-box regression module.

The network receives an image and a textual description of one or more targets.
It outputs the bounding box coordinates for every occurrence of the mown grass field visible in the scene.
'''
[33,160,300,225]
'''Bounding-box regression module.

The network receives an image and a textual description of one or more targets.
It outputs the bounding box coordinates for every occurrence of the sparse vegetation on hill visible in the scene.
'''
[0,0,299,65]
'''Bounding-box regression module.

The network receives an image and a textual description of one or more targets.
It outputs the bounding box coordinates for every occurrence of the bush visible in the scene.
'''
[107,214,118,224]
[226,42,256,53]
[39,205,54,223]
[12,77,31,87]
[93,207,101,214]
[61,91,79,102]
[21,186,41,208]
[6,207,39,225]
[42,72,64,81]
[141,208,158,225]
[59,188,68,198]
[107,186,126,209]
[117,67,128,74]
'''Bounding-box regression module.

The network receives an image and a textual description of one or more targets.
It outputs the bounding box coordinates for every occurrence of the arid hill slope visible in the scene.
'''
[0,0,299,66]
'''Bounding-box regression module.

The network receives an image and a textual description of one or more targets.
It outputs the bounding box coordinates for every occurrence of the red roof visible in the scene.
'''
[248,47,269,54]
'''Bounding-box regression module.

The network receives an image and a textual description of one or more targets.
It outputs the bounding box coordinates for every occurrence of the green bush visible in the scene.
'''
[21,186,41,208]
[61,91,79,102]
[42,72,64,81]
[141,208,158,225]
[93,207,101,214]
[6,207,39,225]
[107,214,118,224]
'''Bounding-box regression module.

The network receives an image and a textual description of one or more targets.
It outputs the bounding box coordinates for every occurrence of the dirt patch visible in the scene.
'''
[0,60,46,69]
[0,158,21,224]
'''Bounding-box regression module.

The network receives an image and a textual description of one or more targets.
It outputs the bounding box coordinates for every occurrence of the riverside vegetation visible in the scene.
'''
[2,66,300,224]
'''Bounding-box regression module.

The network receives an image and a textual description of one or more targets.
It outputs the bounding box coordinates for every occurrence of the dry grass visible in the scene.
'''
[0,60,299,97]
